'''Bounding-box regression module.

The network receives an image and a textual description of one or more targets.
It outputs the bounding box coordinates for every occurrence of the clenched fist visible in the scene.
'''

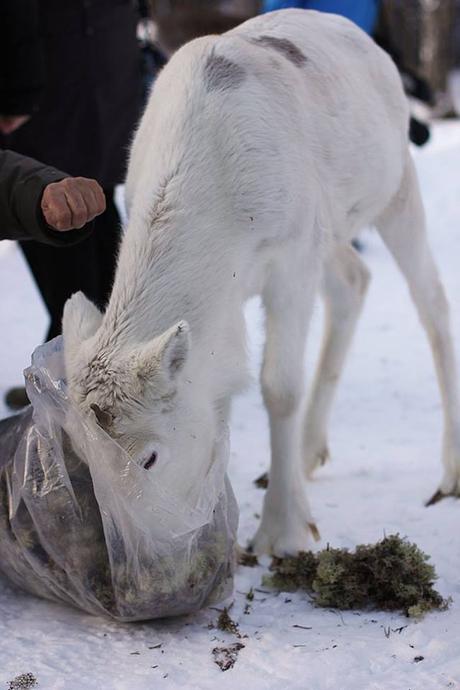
[41,177,106,231]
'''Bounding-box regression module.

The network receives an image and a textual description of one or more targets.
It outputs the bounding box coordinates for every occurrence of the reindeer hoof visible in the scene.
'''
[425,489,459,507]
[307,522,321,542]
[254,472,269,489]
[249,517,319,556]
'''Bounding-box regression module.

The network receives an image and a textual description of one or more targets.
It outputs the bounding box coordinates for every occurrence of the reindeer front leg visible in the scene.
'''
[250,252,319,556]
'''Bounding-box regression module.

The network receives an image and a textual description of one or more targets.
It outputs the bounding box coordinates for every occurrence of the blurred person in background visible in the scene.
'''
[260,1,458,119]
[137,0,168,102]
[0,0,143,409]
[455,0,460,68]
[260,0,439,143]
[149,0,260,57]
[261,0,380,34]
[376,0,458,118]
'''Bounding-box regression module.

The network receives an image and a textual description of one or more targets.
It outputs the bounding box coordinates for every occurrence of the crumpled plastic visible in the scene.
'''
[0,338,238,621]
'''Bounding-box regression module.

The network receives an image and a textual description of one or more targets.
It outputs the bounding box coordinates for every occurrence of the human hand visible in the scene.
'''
[41,177,106,231]
[0,114,31,135]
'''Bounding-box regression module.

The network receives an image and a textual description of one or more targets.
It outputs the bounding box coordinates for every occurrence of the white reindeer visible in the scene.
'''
[62,9,460,556]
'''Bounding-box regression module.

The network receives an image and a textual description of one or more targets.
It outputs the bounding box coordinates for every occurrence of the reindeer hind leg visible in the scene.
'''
[376,154,460,502]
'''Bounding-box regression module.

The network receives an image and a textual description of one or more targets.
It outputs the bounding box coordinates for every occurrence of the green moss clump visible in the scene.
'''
[313,547,364,609]
[266,550,317,592]
[264,535,448,617]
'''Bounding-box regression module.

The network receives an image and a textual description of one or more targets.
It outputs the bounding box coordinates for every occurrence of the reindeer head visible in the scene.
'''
[62,292,216,494]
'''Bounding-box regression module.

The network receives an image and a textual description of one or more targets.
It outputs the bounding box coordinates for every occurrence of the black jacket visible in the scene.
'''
[0,0,44,116]
[0,149,92,245]
[0,0,142,189]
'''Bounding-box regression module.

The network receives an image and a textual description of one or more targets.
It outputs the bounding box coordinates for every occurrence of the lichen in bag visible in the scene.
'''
[0,338,238,621]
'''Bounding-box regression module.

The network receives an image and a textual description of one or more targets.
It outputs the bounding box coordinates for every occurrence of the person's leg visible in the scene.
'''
[20,188,120,341]
[6,234,99,408]
[6,190,121,409]
[20,232,100,341]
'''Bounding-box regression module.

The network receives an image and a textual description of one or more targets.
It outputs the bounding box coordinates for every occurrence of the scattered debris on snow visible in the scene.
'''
[212,643,245,671]
[7,673,37,690]
[216,607,240,636]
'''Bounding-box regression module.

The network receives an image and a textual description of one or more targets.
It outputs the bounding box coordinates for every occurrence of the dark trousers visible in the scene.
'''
[20,188,120,341]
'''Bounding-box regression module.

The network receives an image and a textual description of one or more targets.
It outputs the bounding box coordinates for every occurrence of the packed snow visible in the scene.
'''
[0,122,459,690]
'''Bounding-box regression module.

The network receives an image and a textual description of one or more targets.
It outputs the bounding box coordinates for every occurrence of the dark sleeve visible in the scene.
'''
[0,0,44,116]
[0,150,93,245]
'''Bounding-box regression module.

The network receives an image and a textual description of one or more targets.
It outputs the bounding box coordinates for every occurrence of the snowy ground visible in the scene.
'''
[1,122,460,690]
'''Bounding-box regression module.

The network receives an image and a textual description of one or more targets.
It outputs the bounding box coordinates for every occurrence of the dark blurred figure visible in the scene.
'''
[0,1,43,136]
[376,0,457,118]
[149,0,260,57]
[261,0,380,34]
[0,0,143,342]
[455,0,460,68]
[138,0,168,102]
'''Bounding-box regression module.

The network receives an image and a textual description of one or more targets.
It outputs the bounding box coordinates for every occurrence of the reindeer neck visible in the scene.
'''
[98,202,237,359]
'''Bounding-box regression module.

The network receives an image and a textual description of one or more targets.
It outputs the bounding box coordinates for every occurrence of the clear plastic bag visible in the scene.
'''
[0,338,238,621]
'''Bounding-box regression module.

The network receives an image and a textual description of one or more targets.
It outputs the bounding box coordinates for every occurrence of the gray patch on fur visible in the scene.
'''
[204,53,246,93]
[256,238,274,252]
[252,35,307,67]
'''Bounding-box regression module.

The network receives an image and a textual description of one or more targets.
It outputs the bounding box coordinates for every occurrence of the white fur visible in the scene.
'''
[63,10,460,555]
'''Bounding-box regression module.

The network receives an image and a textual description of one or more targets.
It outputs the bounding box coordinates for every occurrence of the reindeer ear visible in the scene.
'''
[136,321,191,385]
[90,403,114,429]
[62,291,103,353]
[157,321,190,378]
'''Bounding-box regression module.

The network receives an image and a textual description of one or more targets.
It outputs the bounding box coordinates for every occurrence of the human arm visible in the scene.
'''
[0,150,105,244]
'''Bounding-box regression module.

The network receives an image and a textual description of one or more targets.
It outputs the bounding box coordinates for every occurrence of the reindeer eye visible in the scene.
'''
[144,452,158,470]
